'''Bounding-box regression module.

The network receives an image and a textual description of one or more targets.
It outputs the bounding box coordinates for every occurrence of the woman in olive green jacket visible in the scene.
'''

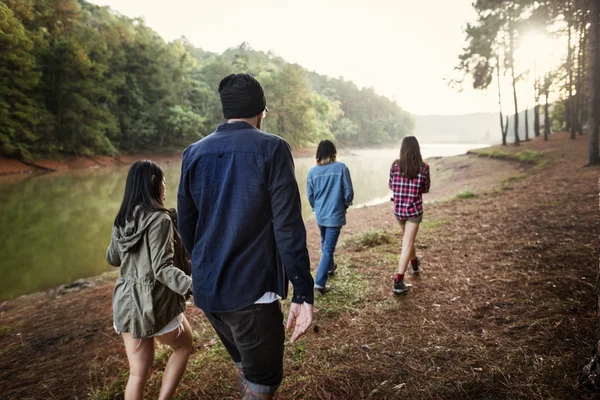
[107,160,193,400]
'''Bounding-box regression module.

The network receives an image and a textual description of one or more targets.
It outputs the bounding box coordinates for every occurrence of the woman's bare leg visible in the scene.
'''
[397,221,420,275]
[122,334,155,400]
[155,316,193,400]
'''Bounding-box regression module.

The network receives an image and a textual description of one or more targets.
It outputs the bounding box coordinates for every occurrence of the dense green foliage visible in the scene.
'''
[0,0,414,159]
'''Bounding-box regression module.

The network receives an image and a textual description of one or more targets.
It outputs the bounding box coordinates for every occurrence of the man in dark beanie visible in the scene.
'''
[177,73,314,400]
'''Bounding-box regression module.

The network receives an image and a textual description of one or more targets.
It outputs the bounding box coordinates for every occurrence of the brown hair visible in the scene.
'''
[316,140,337,165]
[398,136,423,179]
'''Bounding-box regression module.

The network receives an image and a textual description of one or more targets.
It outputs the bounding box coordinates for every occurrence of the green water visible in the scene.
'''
[0,145,486,300]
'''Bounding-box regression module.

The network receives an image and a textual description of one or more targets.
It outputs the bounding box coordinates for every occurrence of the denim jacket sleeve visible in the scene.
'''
[342,165,354,207]
[148,216,192,296]
[306,171,315,210]
[268,139,314,304]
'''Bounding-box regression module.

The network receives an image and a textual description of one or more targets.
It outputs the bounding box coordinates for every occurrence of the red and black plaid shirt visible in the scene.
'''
[388,160,430,220]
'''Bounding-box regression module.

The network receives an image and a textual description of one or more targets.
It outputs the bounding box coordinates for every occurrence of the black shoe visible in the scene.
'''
[315,285,331,295]
[411,259,421,274]
[328,263,338,277]
[393,279,409,295]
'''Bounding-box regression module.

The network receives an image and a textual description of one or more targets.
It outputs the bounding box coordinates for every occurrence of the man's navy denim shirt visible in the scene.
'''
[177,121,314,312]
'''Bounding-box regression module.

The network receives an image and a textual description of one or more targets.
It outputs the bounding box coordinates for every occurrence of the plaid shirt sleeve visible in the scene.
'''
[421,163,430,194]
[388,161,397,190]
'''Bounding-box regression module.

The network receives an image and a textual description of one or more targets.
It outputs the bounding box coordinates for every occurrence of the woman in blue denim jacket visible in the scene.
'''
[307,140,354,294]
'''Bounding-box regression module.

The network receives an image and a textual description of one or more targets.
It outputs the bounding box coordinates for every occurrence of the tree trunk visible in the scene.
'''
[509,12,520,146]
[580,178,600,390]
[500,112,507,145]
[568,4,577,139]
[502,116,509,146]
[525,107,529,140]
[566,99,572,131]
[534,104,540,137]
[534,79,541,137]
[511,66,520,145]
[578,1,600,387]
[544,77,551,141]
[589,0,600,164]
[544,101,550,140]
[579,5,588,135]
[497,58,507,146]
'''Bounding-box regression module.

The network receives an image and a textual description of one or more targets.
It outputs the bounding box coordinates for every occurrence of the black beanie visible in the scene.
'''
[218,74,267,119]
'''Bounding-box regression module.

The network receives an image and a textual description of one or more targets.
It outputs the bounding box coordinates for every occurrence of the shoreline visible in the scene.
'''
[0,148,355,177]
[0,143,486,178]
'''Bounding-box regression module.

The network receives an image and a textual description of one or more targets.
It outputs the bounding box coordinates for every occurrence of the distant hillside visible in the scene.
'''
[414,110,535,144]
[0,0,414,159]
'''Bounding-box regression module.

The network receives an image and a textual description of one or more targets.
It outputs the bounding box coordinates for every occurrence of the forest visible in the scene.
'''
[456,0,600,163]
[0,0,415,160]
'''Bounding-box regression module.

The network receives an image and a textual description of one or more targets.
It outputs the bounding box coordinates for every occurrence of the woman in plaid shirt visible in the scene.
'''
[388,136,430,295]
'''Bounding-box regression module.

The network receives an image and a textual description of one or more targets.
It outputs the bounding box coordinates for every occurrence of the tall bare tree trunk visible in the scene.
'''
[497,58,508,146]
[579,5,588,135]
[589,0,600,164]
[580,3,600,382]
[580,177,600,390]
[500,113,507,145]
[544,74,551,141]
[509,13,520,145]
[568,3,577,139]
[566,98,572,131]
[525,107,530,140]
[534,79,541,137]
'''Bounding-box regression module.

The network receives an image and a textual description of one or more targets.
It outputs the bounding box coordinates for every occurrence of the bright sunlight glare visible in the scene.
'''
[516,31,561,78]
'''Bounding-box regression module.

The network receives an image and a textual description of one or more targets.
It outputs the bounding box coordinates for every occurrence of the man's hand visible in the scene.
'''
[286,302,313,343]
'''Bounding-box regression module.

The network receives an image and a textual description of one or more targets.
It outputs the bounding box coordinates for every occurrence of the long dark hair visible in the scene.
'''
[398,136,423,179]
[316,140,337,165]
[114,160,168,228]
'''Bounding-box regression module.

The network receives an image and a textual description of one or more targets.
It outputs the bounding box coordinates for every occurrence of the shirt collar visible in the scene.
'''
[216,121,258,132]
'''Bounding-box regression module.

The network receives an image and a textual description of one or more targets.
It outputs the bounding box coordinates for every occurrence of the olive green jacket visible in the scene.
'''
[107,207,192,338]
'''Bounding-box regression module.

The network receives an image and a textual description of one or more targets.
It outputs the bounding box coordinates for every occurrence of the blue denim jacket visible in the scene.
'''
[307,161,354,227]
[177,122,314,312]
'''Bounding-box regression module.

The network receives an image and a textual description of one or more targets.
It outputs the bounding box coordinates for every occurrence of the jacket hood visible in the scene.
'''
[115,206,165,253]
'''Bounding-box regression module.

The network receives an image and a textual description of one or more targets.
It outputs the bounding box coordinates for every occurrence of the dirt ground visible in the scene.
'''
[0,132,598,399]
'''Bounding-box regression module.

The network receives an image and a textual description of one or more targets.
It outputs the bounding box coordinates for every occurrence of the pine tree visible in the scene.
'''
[0,3,41,158]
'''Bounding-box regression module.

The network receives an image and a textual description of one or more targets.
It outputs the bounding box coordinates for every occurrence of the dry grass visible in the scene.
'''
[341,229,394,251]
[455,187,477,199]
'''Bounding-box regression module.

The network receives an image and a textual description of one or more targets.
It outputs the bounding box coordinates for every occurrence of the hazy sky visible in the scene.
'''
[89,0,504,116]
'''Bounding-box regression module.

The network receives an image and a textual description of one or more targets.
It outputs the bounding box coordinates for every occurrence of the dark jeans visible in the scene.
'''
[315,225,342,287]
[204,301,285,394]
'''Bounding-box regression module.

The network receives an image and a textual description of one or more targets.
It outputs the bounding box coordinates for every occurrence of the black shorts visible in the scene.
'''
[204,301,285,394]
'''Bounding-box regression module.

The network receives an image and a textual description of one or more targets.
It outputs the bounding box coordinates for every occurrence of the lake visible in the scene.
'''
[0,144,487,300]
